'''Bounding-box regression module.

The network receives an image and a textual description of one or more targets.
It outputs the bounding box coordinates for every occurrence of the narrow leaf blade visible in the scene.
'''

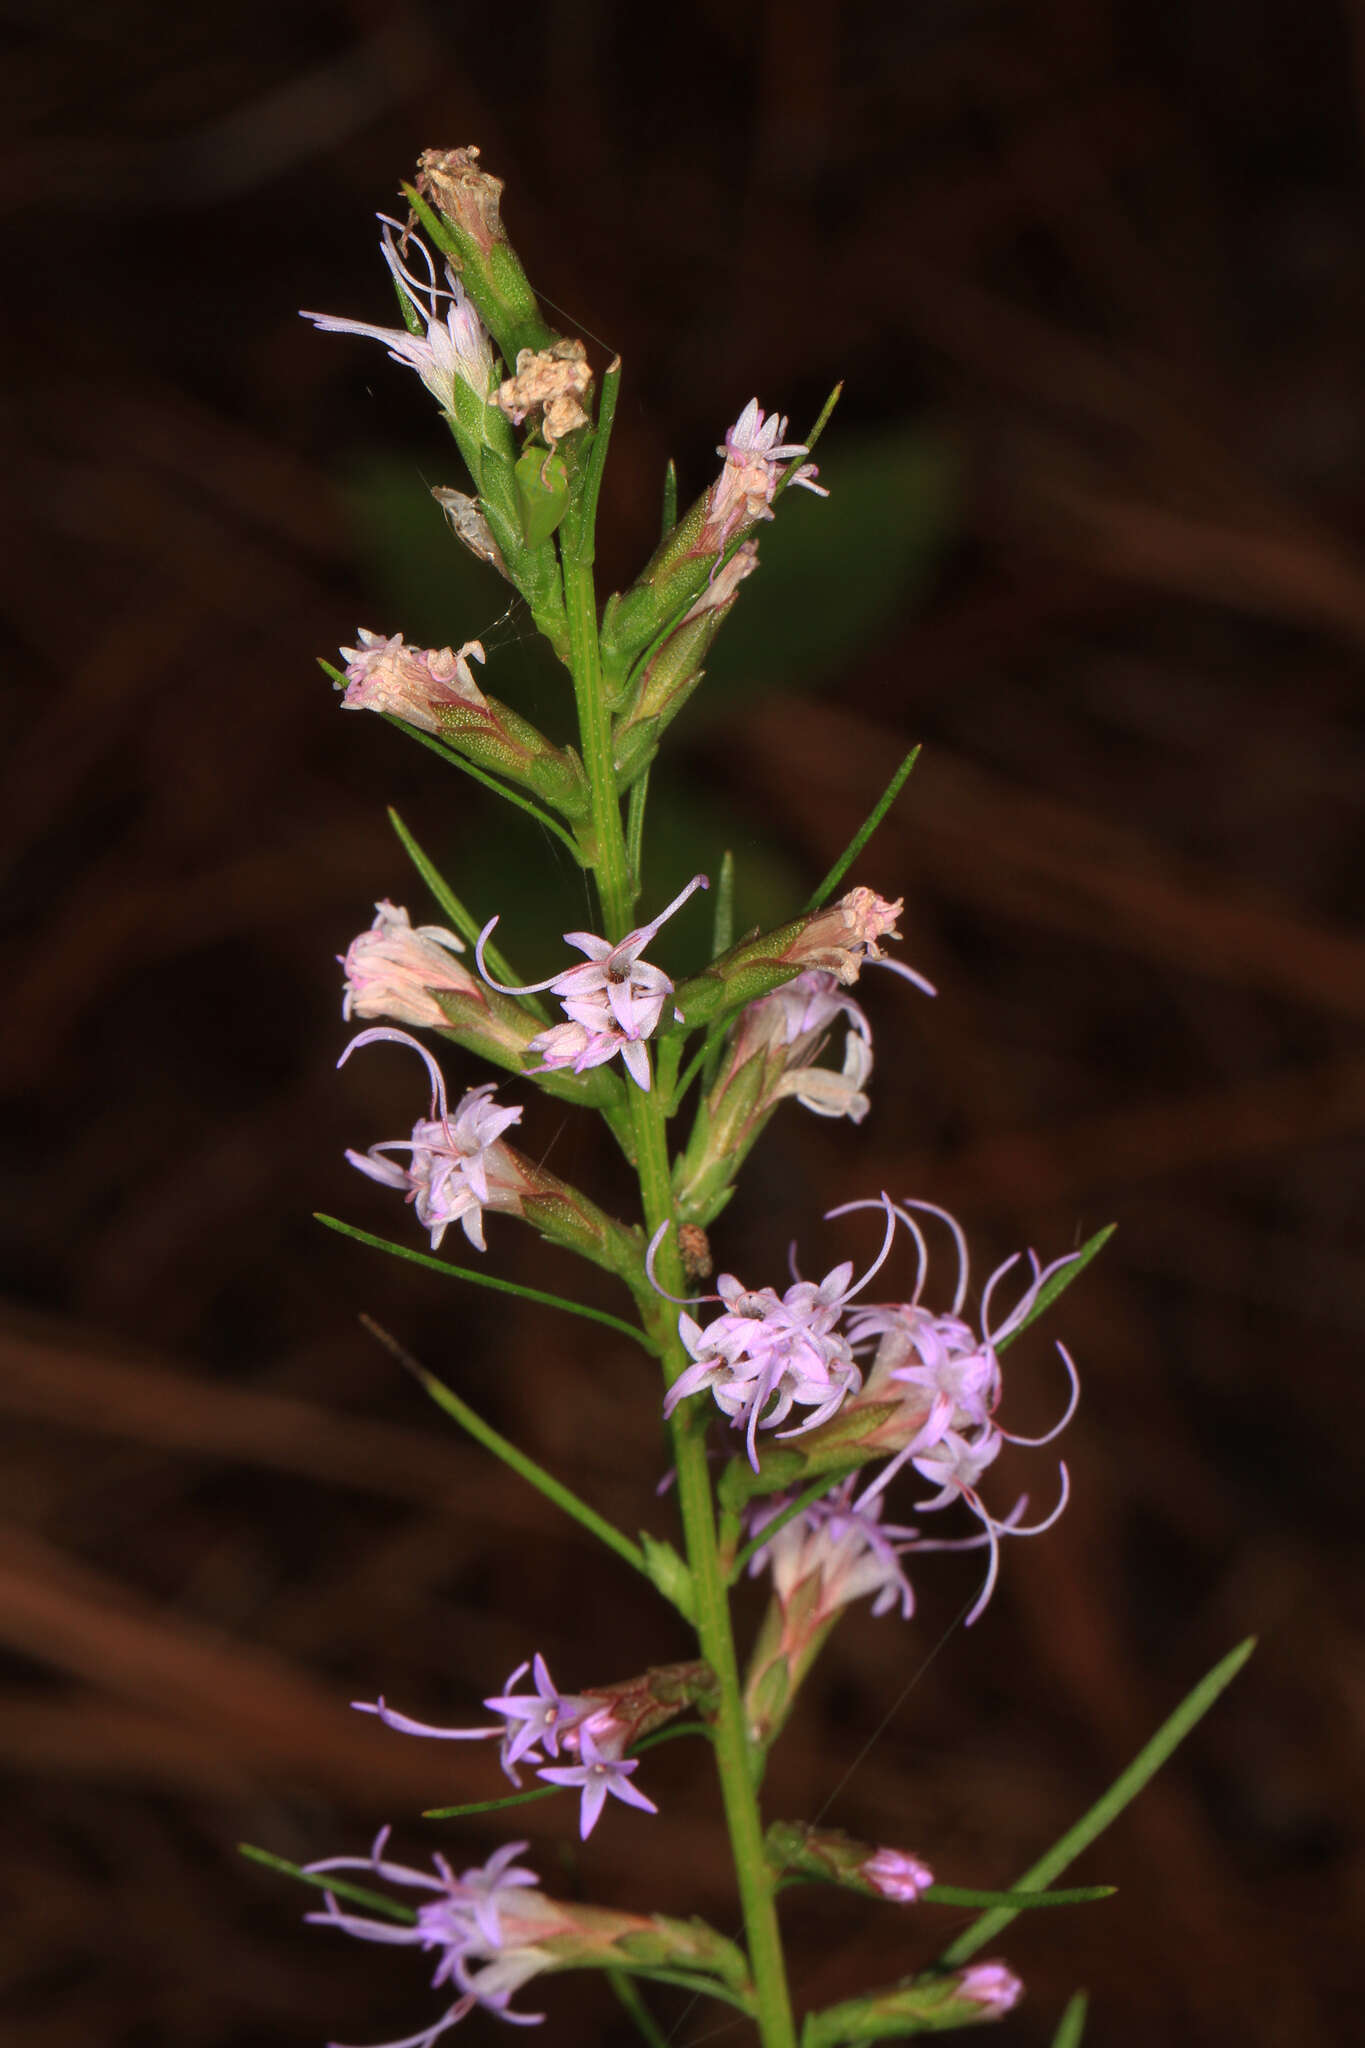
[315,1213,652,1348]
[939,1637,1255,1965]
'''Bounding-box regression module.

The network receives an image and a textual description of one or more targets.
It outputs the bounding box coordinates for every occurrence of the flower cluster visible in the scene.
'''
[340,1027,525,1252]
[658,1200,896,1471]
[476,874,708,1091]
[354,1652,659,1842]
[671,1198,1079,1621]
[305,1831,555,2042]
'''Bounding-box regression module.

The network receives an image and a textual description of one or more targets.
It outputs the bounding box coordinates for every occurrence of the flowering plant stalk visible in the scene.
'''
[250,147,1254,2048]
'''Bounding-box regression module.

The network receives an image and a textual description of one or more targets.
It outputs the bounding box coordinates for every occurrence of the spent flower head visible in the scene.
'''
[342,901,477,1028]
[335,631,488,734]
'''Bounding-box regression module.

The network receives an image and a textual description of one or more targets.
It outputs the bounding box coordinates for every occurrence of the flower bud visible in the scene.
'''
[765,1823,934,1903]
[803,1962,1023,2047]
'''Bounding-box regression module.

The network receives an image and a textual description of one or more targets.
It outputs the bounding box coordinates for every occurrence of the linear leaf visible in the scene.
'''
[1051,1992,1090,2048]
[996,1223,1115,1351]
[316,1213,652,1348]
[357,1316,658,1590]
[939,1637,1255,1966]
[805,746,920,912]
[239,1843,416,1925]
[385,806,541,1005]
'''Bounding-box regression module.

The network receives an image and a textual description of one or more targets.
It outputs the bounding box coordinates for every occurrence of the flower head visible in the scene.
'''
[657,1200,896,1470]
[336,630,488,734]
[708,399,828,548]
[342,902,477,1028]
[477,874,708,1092]
[339,1027,524,1251]
[302,218,496,412]
[304,1829,555,2040]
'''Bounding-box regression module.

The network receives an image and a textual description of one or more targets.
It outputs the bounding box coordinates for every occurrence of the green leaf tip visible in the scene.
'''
[997,1220,1115,1351]
[805,745,921,912]
[238,1842,417,1924]
[1051,1991,1090,2048]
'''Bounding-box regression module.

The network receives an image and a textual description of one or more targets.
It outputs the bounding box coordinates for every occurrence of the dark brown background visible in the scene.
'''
[3,3,1363,2044]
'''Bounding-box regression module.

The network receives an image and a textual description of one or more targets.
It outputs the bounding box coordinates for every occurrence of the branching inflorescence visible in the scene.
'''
[250,141,1245,2048]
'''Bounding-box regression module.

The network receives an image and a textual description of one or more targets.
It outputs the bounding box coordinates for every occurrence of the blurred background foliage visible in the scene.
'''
[3,3,1363,2045]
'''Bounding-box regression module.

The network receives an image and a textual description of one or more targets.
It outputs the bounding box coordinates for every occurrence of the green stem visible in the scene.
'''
[563,514,797,2048]
[633,1090,798,2048]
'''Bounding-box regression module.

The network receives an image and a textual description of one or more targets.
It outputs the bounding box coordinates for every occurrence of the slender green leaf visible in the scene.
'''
[1051,1992,1089,2048]
[357,1315,660,1590]
[316,1214,652,1347]
[805,747,920,912]
[566,355,620,567]
[626,766,650,890]
[939,1637,1255,1966]
[384,716,586,863]
[386,806,542,1006]
[922,1884,1113,1910]
[997,1224,1115,1352]
[780,382,843,493]
[630,1722,714,1754]
[239,1844,417,1925]
[713,849,736,956]
[582,1967,751,2015]
[660,458,678,538]
[610,1970,671,2048]
[424,1783,562,1820]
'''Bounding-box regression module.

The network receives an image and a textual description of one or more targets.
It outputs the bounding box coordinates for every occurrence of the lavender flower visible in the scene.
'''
[535,1723,659,1840]
[335,630,489,734]
[476,874,709,1091]
[342,901,477,1028]
[656,1200,896,1470]
[339,1027,524,1251]
[301,218,496,412]
[483,1653,595,1777]
[304,1829,554,2040]
[708,399,828,549]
